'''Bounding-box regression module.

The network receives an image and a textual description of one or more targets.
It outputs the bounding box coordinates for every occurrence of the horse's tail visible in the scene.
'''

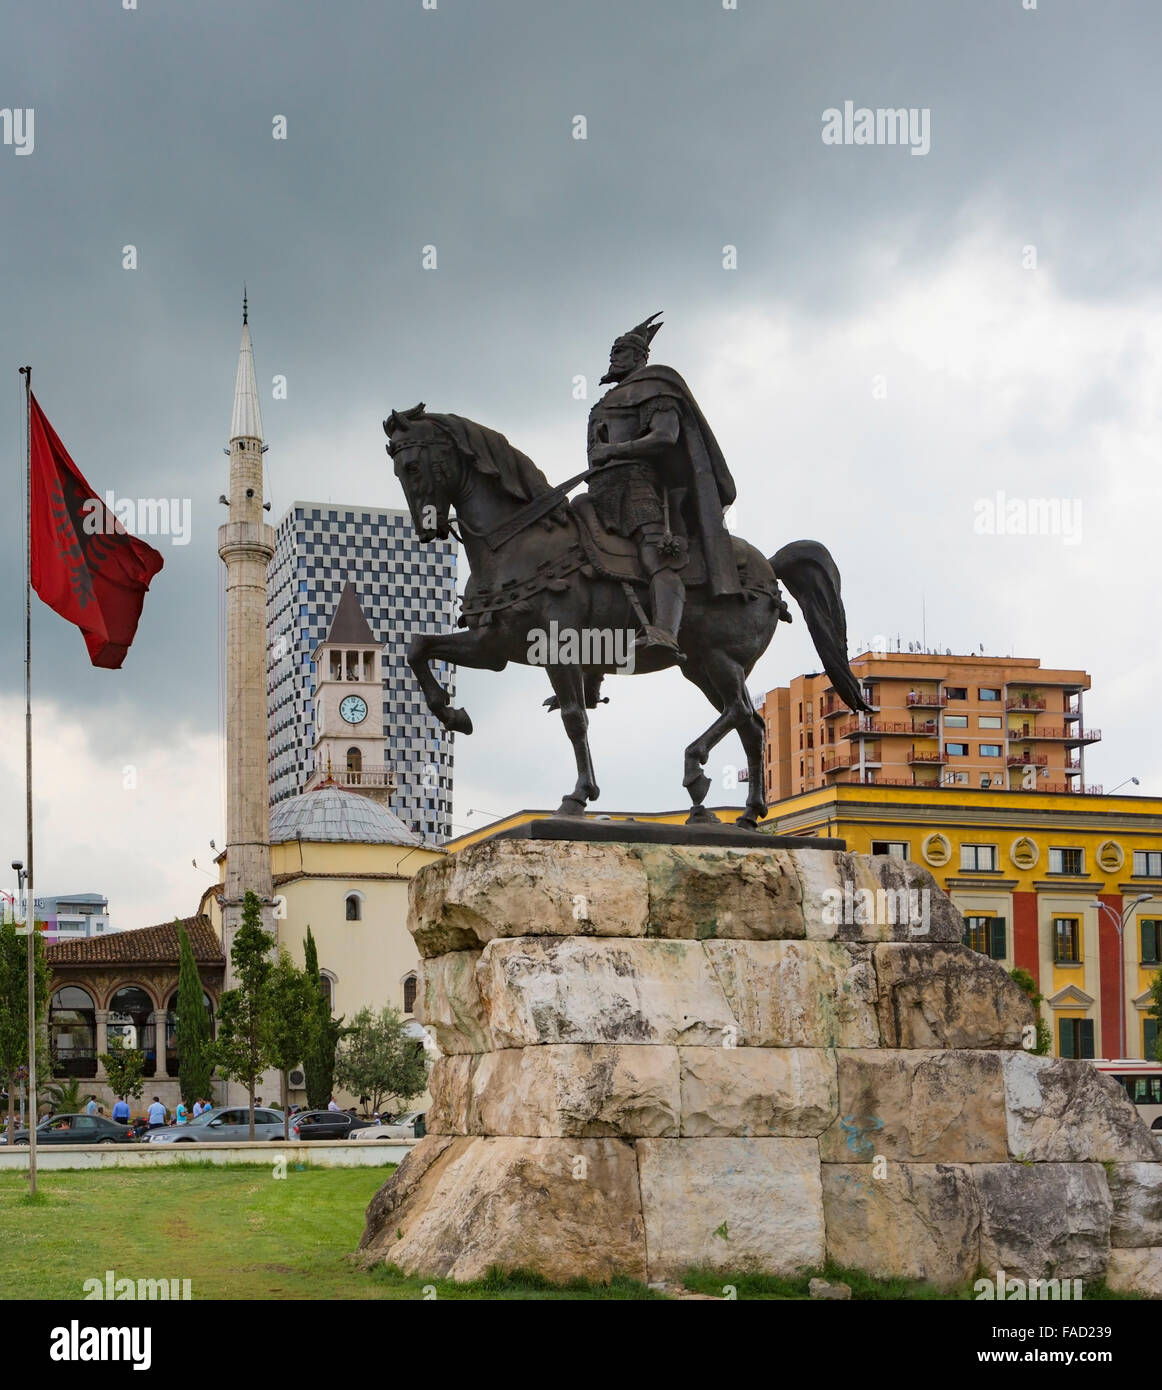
[770,540,870,714]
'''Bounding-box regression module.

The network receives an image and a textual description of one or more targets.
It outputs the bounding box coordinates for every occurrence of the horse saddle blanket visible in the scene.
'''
[570,494,708,588]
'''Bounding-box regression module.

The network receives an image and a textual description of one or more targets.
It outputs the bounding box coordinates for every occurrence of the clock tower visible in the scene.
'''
[307,581,395,805]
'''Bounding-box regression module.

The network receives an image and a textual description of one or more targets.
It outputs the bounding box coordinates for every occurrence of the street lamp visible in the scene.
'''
[1109,777,1141,795]
[1090,893,1154,1059]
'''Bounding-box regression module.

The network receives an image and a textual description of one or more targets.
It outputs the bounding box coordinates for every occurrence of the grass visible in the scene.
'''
[0,1167,1138,1301]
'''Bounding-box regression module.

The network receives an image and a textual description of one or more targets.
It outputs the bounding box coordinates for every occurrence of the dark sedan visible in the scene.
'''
[1,1113,141,1145]
[288,1109,371,1141]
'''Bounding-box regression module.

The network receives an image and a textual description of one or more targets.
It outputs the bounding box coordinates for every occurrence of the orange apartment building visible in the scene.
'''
[758,652,1100,805]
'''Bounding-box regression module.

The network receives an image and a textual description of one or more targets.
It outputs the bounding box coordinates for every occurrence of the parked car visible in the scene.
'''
[348,1111,425,1141]
[288,1109,371,1141]
[1,1113,141,1145]
[145,1105,287,1143]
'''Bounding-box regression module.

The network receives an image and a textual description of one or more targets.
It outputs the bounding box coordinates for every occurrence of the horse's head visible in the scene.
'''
[383,403,463,542]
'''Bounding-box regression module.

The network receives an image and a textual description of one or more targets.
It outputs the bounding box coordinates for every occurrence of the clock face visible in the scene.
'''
[340,695,369,725]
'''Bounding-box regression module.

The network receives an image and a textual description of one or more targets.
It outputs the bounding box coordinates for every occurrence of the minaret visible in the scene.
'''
[217,291,276,986]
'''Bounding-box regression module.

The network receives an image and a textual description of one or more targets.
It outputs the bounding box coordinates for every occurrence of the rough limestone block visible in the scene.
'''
[359,1135,647,1283]
[792,849,963,943]
[975,1163,1111,1280]
[425,1054,476,1135]
[822,1164,980,1286]
[703,939,879,1048]
[820,1049,1008,1163]
[1107,1163,1162,1248]
[409,839,649,957]
[1002,1053,1162,1162]
[679,1046,837,1137]
[469,1045,680,1138]
[637,1137,824,1278]
[1105,1247,1162,1296]
[476,937,737,1048]
[416,950,492,1054]
[638,845,805,940]
[874,944,1033,1049]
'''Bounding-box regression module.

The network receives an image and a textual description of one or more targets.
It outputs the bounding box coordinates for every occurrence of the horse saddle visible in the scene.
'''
[570,495,708,588]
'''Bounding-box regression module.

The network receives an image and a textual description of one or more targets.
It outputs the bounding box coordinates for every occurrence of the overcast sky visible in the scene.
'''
[2,0,1161,929]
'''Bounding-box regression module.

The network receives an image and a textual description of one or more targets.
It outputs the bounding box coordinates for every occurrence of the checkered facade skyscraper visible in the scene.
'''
[266,501,457,843]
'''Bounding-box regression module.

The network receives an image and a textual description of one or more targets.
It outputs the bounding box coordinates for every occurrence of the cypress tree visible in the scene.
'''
[302,925,342,1110]
[176,921,214,1107]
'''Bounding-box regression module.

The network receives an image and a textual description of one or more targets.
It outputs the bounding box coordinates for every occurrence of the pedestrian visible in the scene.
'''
[111,1096,130,1124]
[327,1096,340,1112]
[175,1099,188,1126]
[146,1095,167,1129]
[192,1098,203,1118]
[85,1094,99,1116]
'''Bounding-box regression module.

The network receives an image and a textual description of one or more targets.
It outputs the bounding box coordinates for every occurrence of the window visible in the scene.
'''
[963,915,1005,957]
[979,744,1002,757]
[946,742,968,757]
[871,840,909,859]
[1145,1018,1159,1061]
[944,715,968,729]
[345,892,363,922]
[945,686,967,700]
[1141,920,1162,965]
[979,688,1001,701]
[979,715,1003,729]
[960,844,997,872]
[403,973,418,1013]
[861,683,875,706]
[1053,917,1081,963]
[1048,847,1084,876]
[1133,851,1162,878]
[1059,1018,1094,1059]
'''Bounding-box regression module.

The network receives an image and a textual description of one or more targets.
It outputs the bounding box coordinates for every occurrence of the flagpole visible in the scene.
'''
[18,364,37,1198]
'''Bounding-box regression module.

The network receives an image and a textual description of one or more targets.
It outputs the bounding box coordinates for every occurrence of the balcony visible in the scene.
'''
[1006,752,1049,768]
[836,718,938,739]
[906,692,946,708]
[1016,726,1101,745]
[1005,696,1047,712]
[1041,782,1104,795]
[327,768,399,791]
[821,749,855,771]
[908,746,946,764]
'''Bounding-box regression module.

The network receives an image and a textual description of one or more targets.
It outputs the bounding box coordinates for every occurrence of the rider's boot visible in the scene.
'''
[636,569,686,667]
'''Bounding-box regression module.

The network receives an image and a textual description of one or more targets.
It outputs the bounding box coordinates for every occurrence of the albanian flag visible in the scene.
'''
[30,394,164,669]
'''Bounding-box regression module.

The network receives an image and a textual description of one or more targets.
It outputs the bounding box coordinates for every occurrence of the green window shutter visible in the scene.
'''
[1142,921,1158,965]
[1059,1019,1075,1058]
[962,919,972,949]
[1144,1018,1159,1062]
[1080,1018,1095,1059]
[990,918,1008,960]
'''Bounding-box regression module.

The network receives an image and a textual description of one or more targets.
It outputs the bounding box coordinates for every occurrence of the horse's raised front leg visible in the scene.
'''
[407,628,507,735]
[545,663,600,816]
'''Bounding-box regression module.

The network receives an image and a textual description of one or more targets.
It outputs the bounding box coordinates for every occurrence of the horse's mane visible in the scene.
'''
[428,412,554,504]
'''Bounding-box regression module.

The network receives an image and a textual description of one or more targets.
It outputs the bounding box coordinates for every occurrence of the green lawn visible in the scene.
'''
[0,1164,659,1301]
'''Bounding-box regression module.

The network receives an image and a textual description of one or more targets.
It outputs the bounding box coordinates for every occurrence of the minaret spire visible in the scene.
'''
[217,298,277,1104]
[242,283,248,325]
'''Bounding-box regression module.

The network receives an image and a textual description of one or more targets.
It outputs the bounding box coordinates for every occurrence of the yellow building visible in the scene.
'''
[770,784,1162,1062]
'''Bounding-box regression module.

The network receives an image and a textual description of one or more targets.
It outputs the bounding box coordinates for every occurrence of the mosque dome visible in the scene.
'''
[270,784,423,847]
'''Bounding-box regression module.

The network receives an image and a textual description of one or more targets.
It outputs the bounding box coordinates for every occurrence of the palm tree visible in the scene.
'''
[44,1077,84,1115]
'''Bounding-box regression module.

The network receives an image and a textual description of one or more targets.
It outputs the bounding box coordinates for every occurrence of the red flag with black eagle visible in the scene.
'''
[29,394,164,669]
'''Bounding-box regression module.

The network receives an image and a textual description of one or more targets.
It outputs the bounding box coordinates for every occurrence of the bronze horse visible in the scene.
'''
[384,404,868,828]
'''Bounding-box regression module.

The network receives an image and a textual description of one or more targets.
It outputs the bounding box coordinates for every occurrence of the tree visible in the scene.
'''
[0,920,49,1142]
[334,1005,428,1118]
[262,948,315,1139]
[1010,967,1052,1056]
[212,891,275,1139]
[302,926,342,1110]
[98,1034,146,1107]
[175,922,213,1107]
[1148,970,1162,1063]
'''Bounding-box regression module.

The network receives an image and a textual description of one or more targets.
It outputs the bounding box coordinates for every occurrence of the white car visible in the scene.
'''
[349,1111,424,1141]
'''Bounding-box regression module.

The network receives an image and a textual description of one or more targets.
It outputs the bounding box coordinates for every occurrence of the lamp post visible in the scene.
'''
[1090,893,1154,1059]
[11,859,36,1195]
[1109,777,1141,795]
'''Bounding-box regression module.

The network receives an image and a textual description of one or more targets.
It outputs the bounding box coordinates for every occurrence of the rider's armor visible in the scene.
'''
[586,396,669,544]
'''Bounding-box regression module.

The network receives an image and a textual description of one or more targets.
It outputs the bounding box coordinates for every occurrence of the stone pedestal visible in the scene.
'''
[359,840,1162,1291]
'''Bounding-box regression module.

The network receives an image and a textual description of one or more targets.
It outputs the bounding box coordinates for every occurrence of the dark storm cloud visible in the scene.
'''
[0,0,1159,761]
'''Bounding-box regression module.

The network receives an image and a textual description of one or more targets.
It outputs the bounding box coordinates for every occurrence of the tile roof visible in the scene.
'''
[46,915,224,966]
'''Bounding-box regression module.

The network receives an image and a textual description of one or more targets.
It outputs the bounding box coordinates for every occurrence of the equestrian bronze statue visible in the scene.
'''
[384,313,868,828]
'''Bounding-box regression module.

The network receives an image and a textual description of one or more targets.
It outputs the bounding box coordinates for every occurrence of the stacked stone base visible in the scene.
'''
[359,841,1162,1293]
